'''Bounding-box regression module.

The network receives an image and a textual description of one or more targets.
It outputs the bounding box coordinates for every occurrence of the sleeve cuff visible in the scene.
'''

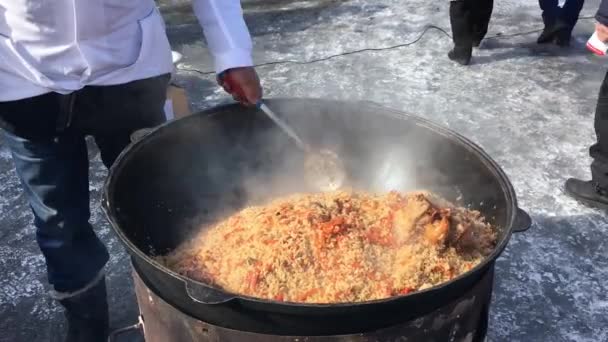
[597,13,608,26]
[213,49,254,74]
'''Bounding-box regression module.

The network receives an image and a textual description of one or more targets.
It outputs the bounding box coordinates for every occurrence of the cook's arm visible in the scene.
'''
[191,0,254,74]
[597,0,608,26]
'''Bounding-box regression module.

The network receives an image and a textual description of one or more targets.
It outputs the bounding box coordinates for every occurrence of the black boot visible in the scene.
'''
[471,23,483,47]
[537,25,559,44]
[565,178,608,209]
[471,0,494,48]
[536,15,564,44]
[555,26,573,47]
[57,276,109,342]
[448,47,472,65]
[449,1,473,65]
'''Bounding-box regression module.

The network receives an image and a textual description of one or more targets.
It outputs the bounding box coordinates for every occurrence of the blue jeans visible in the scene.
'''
[539,0,584,27]
[0,74,170,293]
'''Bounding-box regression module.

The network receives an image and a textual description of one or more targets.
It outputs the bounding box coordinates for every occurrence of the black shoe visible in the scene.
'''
[555,27,572,47]
[471,26,484,48]
[58,276,109,342]
[537,18,570,45]
[564,178,608,209]
[537,25,560,44]
[448,46,472,65]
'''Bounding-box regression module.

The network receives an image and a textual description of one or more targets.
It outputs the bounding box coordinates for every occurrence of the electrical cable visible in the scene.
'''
[176,15,597,76]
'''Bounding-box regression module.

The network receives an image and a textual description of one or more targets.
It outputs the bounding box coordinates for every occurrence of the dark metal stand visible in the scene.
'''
[112,265,494,342]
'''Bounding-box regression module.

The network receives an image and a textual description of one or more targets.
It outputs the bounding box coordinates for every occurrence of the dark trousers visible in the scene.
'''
[0,74,170,293]
[449,0,494,48]
[591,72,608,188]
[538,0,584,27]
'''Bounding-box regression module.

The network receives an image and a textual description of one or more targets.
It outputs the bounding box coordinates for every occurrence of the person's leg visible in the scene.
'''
[555,0,585,46]
[537,0,562,44]
[76,74,170,167]
[0,94,109,341]
[590,72,608,187]
[566,71,608,208]
[559,0,585,27]
[449,0,473,65]
[471,0,494,46]
[3,132,108,290]
[0,95,109,292]
[538,0,559,20]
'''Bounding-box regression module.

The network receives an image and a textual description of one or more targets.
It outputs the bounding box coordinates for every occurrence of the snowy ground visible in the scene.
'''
[1,0,607,341]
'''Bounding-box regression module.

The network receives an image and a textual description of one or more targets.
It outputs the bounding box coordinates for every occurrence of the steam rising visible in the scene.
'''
[140,99,511,253]
[226,99,424,206]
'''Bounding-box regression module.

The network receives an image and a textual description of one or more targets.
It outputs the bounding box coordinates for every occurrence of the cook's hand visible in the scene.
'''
[596,23,608,42]
[218,67,263,106]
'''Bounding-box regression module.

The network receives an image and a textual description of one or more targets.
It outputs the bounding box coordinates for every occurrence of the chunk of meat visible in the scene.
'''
[447,210,481,250]
[450,215,496,254]
[393,194,431,244]
[450,221,471,245]
[424,209,451,246]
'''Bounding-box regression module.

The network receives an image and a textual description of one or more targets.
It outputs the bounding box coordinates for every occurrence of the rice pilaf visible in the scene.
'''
[161,190,497,303]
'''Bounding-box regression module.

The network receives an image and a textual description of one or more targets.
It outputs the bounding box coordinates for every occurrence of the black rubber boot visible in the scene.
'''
[471,0,494,48]
[58,276,109,342]
[537,17,568,44]
[537,25,559,44]
[565,178,608,210]
[537,13,560,44]
[555,26,573,47]
[448,47,472,65]
[449,1,473,65]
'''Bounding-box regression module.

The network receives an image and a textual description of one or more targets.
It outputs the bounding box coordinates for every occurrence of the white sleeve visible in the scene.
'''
[192,0,254,74]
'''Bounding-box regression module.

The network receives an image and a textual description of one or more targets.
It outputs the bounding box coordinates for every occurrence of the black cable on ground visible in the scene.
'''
[176,15,597,76]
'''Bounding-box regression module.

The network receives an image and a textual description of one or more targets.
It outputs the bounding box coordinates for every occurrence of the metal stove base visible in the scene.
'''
[117,266,494,342]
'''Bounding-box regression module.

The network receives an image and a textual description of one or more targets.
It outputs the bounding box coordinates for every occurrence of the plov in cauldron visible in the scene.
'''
[102,98,531,335]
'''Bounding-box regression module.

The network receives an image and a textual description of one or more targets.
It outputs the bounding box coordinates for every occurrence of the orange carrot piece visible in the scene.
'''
[246,269,260,291]
[399,287,414,295]
[297,288,319,301]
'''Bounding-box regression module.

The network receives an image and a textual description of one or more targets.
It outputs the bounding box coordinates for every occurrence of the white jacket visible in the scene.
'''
[0,0,253,101]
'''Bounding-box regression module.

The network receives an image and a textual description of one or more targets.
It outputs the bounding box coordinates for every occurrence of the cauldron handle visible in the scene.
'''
[184,281,236,305]
[513,208,532,233]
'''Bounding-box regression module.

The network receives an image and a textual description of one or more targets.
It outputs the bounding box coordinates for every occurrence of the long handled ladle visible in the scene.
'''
[220,72,345,191]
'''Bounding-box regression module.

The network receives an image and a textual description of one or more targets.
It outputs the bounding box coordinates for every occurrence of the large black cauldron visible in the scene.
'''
[102,98,530,336]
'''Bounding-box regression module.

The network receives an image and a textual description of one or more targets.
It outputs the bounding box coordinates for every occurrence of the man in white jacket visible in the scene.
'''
[0,1,262,341]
